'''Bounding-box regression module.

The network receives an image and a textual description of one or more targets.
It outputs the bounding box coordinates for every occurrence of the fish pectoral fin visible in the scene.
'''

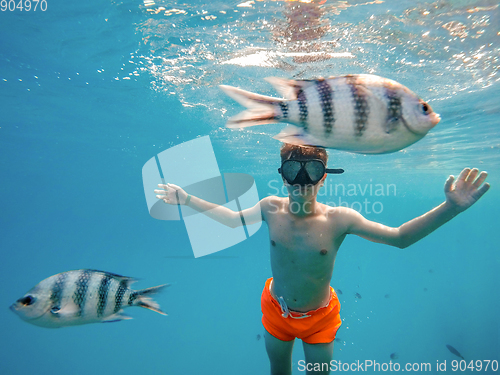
[273,126,326,147]
[50,304,79,318]
[50,306,61,314]
[385,117,401,134]
[102,311,132,323]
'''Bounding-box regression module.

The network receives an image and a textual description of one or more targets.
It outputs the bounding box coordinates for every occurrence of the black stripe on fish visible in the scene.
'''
[315,80,335,135]
[278,102,289,120]
[297,89,308,130]
[50,272,67,312]
[385,86,402,133]
[114,279,128,314]
[128,291,138,306]
[97,274,112,317]
[73,270,92,317]
[346,75,369,137]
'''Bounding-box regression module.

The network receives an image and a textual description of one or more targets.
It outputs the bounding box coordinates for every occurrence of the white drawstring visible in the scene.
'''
[278,296,290,318]
[270,280,311,319]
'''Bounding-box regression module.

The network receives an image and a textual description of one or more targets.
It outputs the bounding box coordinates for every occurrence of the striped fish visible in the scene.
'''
[220,74,440,154]
[10,269,168,328]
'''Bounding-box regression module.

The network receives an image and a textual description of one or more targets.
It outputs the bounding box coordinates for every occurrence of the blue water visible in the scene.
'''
[1,0,499,374]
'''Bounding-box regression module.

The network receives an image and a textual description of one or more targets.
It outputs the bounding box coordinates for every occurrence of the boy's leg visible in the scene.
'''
[264,329,295,375]
[302,341,335,375]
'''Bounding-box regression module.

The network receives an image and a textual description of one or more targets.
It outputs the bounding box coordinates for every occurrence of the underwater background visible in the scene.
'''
[1,0,499,374]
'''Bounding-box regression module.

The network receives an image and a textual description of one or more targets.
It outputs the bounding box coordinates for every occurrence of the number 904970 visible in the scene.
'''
[1,0,48,11]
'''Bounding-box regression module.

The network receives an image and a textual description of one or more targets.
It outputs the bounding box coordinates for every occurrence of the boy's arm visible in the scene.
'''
[344,168,490,248]
[155,183,264,228]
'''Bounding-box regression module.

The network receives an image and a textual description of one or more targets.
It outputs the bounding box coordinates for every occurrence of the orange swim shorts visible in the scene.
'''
[261,278,342,344]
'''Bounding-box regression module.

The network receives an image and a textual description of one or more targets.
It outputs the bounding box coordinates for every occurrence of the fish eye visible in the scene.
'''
[18,295,36,306]
[421,102,430,114]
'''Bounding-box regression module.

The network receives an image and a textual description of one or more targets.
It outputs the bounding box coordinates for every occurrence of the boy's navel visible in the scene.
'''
[271,240,276,247]
[320,249,327,255]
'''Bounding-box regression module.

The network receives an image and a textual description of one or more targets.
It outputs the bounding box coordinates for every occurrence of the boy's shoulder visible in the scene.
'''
[258,196,285,222]
[321,204,364,223]
[324,206,373,237]
[259,195,285,209]
[322,204,355,215]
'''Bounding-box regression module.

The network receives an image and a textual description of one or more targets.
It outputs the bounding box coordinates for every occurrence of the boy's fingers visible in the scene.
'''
[473,171,488,188]
[167,183,182,190]
[472,182,490,201]
[444,175,454,193]
[457,168,471,184]
[465,168,479,183]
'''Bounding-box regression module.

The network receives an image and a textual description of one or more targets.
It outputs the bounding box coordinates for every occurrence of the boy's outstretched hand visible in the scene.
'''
[155,183,188,205]
[445,168,490,213]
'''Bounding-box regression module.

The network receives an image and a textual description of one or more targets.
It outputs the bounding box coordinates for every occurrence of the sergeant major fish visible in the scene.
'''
[10,269,168,328]
[220,74,440,154]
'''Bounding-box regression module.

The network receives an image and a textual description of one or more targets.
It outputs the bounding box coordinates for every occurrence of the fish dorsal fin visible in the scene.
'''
[113,274,138,286]
[351,82,373,97]
[87,269,138,286]
[265,77,320,100]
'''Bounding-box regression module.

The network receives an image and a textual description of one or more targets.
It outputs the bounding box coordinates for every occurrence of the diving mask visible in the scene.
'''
[278,159,344,186]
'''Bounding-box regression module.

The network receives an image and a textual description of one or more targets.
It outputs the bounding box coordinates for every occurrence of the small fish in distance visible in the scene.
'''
[10,269,168,328]
[220,74,440,154]
[446,344,465,360]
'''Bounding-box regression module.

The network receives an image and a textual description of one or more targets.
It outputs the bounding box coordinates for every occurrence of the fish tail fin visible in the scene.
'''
[134,284,169,316]
[219,85,284,128]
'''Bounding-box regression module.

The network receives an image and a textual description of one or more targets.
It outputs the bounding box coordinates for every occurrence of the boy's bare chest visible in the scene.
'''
[268,213,336,253]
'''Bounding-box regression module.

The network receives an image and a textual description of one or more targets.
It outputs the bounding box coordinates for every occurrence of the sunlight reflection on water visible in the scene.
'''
[133,0,499,172]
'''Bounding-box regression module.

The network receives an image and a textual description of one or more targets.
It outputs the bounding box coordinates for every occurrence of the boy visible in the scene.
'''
[155,144,489,375]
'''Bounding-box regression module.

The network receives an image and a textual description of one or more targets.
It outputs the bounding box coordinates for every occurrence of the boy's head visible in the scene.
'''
[279,143,343,201]
[279,143,330,190]
[280,143,328,164]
